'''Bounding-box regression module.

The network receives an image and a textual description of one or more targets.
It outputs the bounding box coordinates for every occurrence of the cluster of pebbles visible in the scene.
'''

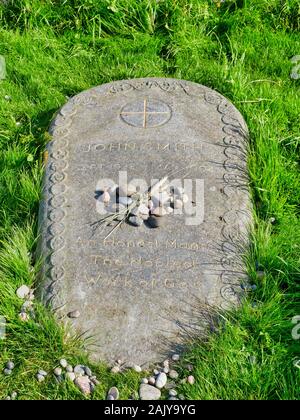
[36,359,99,396]
[109,354,195,401]
[3,354,195,400]
[16,285,35,322]
[99,177,190,229]
[3,361,15,376]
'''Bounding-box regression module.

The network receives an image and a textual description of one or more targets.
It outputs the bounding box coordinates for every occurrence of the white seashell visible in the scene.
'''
[118,196,133,206]
[151,207,167,217]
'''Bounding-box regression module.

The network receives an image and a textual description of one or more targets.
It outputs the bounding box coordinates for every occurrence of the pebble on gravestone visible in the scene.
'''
[38,78,251,367]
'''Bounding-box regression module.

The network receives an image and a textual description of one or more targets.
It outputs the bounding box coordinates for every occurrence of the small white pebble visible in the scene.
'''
[169,370,179,379]
[111,365,120,374]
[36,374,45,383]
[171,354,180,362]
[66,372,76,382]
[153,369,160,375]
[169,389,177,397]
[38,370,48,377]
[60,359,68,368]
[16,285,30,299]
[133,365,142,373]
[187,375,195,385]
[148,376,156,385]
[141,378,148,384]
[11,392,17,400]
[54,367,62,376]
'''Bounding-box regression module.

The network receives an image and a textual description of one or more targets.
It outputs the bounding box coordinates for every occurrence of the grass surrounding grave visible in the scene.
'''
[0,0,299,400]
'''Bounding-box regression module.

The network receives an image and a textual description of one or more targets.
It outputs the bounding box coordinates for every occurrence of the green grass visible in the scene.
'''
[0,0,299,400]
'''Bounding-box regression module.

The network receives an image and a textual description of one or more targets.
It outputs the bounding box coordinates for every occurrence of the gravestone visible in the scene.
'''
[38,78,251,366]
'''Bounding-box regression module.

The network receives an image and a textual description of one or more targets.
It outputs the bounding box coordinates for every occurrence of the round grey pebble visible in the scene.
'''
[74,365,85,376]
[54,367,62,376]
[107,395,115,400]
[60,359,68,368]
[108,386,119,400]
[16,285,30,299]
[163,367,169,374]
[38,370,48,377]
[155,372,167,389]
[4,369,12,376]
[6,361,14,370]
[171,354,180,362]
[169,370,179,379]
[178,394,185,400]
[153,369,160,376]
[66,365,73,372]
[141,378,148,384]
[139,384,161,401]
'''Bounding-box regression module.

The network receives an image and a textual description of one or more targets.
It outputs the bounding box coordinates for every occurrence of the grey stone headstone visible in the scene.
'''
[38,78,251,367]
